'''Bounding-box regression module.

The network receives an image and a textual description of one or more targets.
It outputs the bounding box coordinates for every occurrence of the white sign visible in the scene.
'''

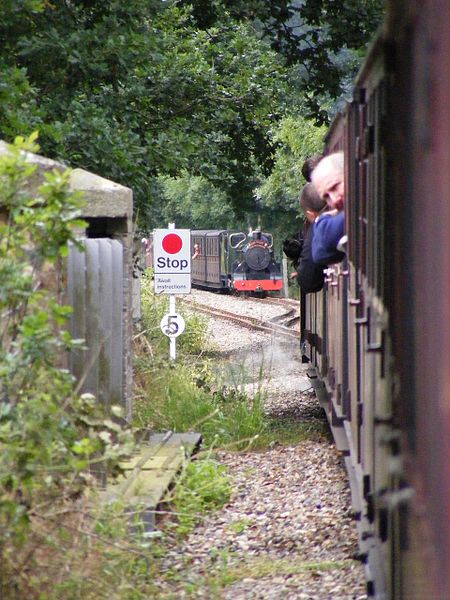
[153,229,191,294]
[160,313,186,338]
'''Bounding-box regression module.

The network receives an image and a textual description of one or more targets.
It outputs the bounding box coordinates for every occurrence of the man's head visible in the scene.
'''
[311,152,345,211]
[299,183,327,223]
[301,154,323,183]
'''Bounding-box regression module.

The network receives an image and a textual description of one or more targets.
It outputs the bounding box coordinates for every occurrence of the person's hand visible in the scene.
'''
[290,271,297,279]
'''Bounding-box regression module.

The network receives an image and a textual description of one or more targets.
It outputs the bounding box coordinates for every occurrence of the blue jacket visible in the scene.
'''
[312,211,345,265]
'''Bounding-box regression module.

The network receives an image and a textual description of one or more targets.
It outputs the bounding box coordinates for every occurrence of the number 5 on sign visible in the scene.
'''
[160,313,185,338]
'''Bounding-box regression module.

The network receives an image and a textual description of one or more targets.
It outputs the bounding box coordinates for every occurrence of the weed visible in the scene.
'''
[134,280,271,451]
[228,517,254,534]
[228,555,356,578]
[259,417,330,447]
[168,457,232,536]
[172,555,359,597]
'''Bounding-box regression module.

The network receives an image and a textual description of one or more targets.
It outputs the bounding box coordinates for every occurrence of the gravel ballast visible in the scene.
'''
[162,290,367,599]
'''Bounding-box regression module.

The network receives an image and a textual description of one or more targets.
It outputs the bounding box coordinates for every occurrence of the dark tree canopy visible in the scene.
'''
[178,0,385,122]
[0,0,384,227]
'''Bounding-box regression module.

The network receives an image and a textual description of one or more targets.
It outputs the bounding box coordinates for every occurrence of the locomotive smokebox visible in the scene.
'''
[245,245,271,270]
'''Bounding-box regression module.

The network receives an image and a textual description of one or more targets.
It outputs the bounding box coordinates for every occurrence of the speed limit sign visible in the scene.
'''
[160,313,186,338]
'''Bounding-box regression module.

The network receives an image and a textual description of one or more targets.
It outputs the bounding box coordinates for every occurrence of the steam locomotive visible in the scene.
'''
[191,229,283,295]
[304,2,450,599]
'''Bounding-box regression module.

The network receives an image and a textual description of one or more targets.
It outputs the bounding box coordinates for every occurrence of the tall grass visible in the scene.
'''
[134,273,271,450]
[135,273,327,451]
[134,353,269,451]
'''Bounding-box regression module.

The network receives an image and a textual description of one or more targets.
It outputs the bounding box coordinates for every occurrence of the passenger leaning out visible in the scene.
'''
[310,152,347,265]
[296,183,328,293]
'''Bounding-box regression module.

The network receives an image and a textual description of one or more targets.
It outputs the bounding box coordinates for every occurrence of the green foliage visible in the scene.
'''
[158,173,236,229]
[208,387,268,449]
[136,358,270,450]
[0,65,43,140]
[169,457,232,535]
[0,1,287,223]
[182,0,385,122]
[252,113,328,248]
[258,115,328,212]
[0,134,134,596]
[228,517,253,534]
[0,0,384,230]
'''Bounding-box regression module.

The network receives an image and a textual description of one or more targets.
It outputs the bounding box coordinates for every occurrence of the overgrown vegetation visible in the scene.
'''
[167,455,232,536]
[161,552,358,596]
[134,273,328,451]
[0,135,136,599]
[135,273,268,450]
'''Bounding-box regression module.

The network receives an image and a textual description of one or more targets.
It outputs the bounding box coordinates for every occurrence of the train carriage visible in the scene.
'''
[191,230,228,290]
[305,2,450,598]
[191,229,283,295]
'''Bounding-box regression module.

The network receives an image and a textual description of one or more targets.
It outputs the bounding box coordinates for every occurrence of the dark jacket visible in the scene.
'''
[297,225,324,293]
[311,211,345,265]
[282,231,304,267]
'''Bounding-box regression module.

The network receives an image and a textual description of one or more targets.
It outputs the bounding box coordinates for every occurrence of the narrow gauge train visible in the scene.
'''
[304,2,450,599]
[191,229,283,295]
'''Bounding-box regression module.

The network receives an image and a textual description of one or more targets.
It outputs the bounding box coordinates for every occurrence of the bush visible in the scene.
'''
[0,134,133,597]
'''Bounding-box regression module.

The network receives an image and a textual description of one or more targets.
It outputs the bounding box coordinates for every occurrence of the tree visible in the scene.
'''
[178,0,385,122]
[157,174,236,230]
[0,0,384,228]
[0,1,287,221]
[250,114,327,248]
[258,115,327,212]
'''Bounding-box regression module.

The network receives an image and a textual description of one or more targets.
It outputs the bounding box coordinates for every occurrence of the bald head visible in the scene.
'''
[311,152,345,211]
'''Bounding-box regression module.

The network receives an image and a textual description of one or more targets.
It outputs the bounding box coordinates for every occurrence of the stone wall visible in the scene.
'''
[0,140,135,418]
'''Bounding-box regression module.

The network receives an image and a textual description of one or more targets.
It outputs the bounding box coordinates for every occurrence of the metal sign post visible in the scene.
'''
[282,257,289,298]
[154,223,190,361]
[168,223,176,361]
[169,294,176,360]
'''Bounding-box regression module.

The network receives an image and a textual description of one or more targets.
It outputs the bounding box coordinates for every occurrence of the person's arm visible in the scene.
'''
[311,212,345,265]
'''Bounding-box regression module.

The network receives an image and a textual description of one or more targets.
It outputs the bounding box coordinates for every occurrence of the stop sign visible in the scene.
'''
[162,233,183,254]
[153,228,191,294]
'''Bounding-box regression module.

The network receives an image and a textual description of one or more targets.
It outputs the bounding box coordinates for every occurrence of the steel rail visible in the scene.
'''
[179,300,299,340]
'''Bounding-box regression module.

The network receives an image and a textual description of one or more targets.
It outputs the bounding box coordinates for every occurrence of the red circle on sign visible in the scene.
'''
[162,233,183,254]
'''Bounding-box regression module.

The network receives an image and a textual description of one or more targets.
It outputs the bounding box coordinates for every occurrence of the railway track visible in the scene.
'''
[253,296,300,309]
[180,294,300,341]
[252,296,301,328]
